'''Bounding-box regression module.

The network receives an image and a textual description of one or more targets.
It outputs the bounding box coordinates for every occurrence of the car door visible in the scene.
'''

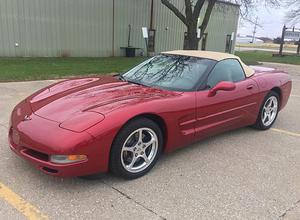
[195,58,259,140]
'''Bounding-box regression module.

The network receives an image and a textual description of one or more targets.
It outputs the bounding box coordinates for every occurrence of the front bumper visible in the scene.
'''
[8,112,108,177]
[9,140,89,176]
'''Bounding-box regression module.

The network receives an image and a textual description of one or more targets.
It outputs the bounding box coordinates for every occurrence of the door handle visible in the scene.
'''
[247,85,254,90]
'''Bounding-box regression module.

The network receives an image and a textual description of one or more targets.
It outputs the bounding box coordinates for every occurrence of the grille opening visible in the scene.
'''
[23,148,49,162]
[42,167,58,174]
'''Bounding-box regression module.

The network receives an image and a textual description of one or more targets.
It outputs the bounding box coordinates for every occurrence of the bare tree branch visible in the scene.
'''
[225,0,280,22]
[161,0,281,50]
[285,0,300,24]
[199,0,218,34]
[192,0,206,20]
[184,0,193,21]
[161,0,188,26]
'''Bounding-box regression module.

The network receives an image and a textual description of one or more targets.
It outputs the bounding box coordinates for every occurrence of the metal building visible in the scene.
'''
[0,0,239,57]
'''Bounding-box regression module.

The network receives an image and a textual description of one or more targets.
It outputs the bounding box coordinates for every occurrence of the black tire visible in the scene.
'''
[253,91,280,130]
[110,117,163,179]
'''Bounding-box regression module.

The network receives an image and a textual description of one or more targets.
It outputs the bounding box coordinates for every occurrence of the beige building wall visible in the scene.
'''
[0,0,239,57]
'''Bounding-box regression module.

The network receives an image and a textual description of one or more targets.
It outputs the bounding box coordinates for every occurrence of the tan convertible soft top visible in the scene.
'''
[162,50,255,77]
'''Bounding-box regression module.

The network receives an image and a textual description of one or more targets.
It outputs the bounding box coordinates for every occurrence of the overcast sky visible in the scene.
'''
[238,6,289,39]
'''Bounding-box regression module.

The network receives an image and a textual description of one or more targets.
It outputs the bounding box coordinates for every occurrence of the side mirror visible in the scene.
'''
[208,81,236,97]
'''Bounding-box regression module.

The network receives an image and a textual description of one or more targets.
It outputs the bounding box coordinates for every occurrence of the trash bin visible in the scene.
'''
[125,47,136,57]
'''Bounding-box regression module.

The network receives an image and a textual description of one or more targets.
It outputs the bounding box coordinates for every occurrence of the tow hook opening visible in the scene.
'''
[42,167,58,174]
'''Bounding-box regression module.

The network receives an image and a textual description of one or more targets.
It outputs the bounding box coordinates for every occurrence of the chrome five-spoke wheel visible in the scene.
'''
[261,96,278,127]
[121,128,158,173]
[253,91,280,130]
[110,118,163,179]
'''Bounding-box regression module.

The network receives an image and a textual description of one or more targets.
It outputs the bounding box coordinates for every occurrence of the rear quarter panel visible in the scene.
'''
[251,71,292,111]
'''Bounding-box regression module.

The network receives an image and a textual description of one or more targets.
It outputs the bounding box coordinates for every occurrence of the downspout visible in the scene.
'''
[150,0,154,29]
[112,0,115,56]
[148,0,155,55]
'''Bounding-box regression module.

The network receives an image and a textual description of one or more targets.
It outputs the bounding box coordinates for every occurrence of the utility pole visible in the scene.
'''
[251,17,258,43]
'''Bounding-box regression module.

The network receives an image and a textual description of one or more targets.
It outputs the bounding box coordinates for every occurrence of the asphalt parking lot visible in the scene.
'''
[0,62,300,220]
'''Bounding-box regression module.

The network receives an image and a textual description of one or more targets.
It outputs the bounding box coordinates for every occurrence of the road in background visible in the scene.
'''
[236,46,297,54]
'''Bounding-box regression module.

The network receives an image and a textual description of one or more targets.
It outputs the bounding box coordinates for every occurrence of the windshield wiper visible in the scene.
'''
[127,80,145,86]
[127,79,151,87]
[118,74,127,82]
[117,74,148,87]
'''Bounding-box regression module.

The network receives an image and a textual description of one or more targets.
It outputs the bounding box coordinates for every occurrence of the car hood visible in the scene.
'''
[28,76,178,123]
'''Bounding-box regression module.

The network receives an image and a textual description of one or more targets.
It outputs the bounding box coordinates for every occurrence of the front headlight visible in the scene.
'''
[50,155,87,164]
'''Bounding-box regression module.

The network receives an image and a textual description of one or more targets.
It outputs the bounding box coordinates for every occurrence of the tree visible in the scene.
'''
[161,0,279,50]
[286,0,300,23]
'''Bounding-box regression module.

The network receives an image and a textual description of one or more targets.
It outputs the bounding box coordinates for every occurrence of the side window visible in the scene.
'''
[206,59,246,88]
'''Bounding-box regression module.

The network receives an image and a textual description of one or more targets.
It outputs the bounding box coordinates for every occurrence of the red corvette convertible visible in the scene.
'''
[9,50,292,179]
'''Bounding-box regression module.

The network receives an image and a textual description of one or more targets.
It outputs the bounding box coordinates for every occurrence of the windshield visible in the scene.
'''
[121,55,216,91]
